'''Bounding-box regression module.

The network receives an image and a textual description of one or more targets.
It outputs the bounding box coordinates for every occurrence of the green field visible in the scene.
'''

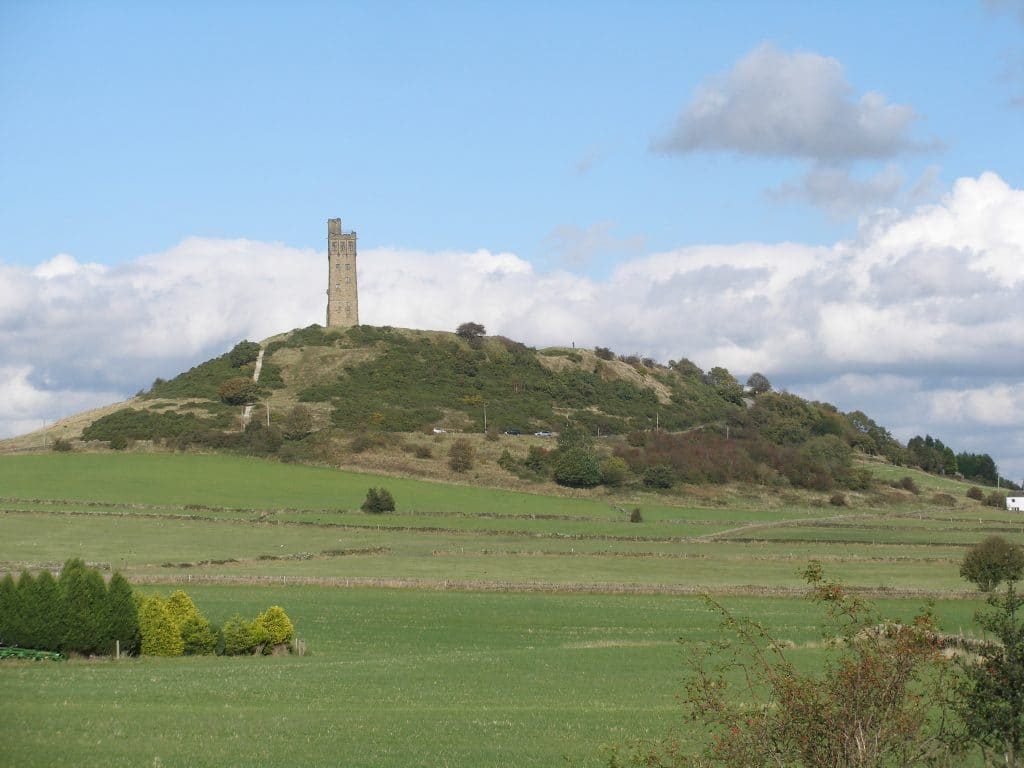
[0,452,1007,766]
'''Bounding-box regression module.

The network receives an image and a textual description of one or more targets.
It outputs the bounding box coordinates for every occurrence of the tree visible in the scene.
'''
[553,447,602,488]
[106,572,140,655]
[228,340,261,368]
[222,614,257,656]
[138,595,184,656]
[448,438,475,472]
[455,322,486,341]
[218,376,259,405]
[60,559,107,654]
[0,573,24,647]
[957,585,1024,767]
[961,536,1024,592]
[746,372,772,395]
[255,606,295,647]
[279,405,314,440]
[599,456,629,487]
[180,615,217,655]
[557,423,593,452]
[361,487,396,513]
[706,366,744,405]
[23,570,62,652]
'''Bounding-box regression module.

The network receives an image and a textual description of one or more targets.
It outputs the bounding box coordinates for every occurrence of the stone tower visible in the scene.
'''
[326,218,358,327]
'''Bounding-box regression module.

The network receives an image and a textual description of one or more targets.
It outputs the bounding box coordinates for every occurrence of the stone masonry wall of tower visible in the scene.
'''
[326,218,359,327]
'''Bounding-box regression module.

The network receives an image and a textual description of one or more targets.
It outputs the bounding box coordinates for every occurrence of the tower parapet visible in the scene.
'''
[326,218,358,327]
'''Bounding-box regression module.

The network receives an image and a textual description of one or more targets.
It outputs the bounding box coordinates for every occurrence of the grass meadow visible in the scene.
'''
[0,451,1008,766]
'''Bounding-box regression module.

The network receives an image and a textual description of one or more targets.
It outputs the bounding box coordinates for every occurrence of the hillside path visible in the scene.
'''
[241,348,265,428]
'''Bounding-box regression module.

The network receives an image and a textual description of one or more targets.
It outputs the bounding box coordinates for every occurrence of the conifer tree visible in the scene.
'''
[60,562,108,654]
[138,595,184,656]
[166,589,200,628]
[0,572,24,647]
[106,573,140,655]
[33,570,63,652]
[255,605,295,647]
[222,614,256,655]
[17,571,42,650]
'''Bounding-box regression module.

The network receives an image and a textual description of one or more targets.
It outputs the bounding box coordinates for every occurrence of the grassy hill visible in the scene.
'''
[7,323,947,505]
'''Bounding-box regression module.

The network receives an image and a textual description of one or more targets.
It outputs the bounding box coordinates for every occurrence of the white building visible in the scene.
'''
[1008,496,1024,512]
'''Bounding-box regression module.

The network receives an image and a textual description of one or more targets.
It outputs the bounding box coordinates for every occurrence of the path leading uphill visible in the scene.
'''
[240,348,265,428]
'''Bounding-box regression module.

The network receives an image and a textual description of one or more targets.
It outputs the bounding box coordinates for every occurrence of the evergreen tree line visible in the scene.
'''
[0,559,139,655]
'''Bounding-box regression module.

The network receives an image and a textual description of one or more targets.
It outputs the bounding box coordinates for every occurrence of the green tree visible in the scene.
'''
[255,606,295,647]
[106,572,139,655]
[599,456,629,486]
[218,376,259,405]
[706,366,744,405]
[138,595,184,656]
[59,559,107,654]
[746,371,772,395]
[958,585,1024,766]
[180,615,217,655]
[0,572,25,647]
[557,423,593,452]
[228,340,261,367]
[961,536,1024,592]
[28,570,62,652]
[222,614,257,656]
[553,447,602,488]
[455,321,486,341]
[361,487,396,513]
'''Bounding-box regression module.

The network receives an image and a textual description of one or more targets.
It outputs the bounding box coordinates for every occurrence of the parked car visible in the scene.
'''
[503,429,521,436]
[432,428,447,434]
[534,431,553,437]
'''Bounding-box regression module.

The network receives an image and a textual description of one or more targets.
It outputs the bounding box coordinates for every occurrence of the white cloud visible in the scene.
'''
[2,172,1024,478]
[654,43,923,161]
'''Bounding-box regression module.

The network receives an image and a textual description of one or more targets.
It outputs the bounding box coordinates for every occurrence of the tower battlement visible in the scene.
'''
[326,218,358,327]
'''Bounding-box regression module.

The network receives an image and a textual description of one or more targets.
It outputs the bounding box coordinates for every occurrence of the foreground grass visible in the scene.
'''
[0,586,985,768]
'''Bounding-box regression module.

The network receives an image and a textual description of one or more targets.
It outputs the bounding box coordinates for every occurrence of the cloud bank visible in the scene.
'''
[3,173,1023,479]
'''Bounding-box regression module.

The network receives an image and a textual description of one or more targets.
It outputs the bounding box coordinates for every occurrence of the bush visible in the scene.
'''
[109,434,128,450]
[455,321,486,341]
[960,535,1024,591]
[254,606,295,647]
[985,491,1008,508]
[892,476,921,495]
[414,445,432,459]
[361,487,396,513]
[829,493,847,507]
[51,437,72,452]
[448,439,475,472]
[967,486,985,501]
[931,492,957,507]
[139,596,184,657]
[594,346,615,360]
[628,507,643,523]
[228,340,261,368]
[279,405,314,440]
[180,615,217,655]
[626,430,648,447]
[222,614,257,656]
[218,377,259,405]
[553,447,602,488]
[643,464,674,489]
[599,456,629,487]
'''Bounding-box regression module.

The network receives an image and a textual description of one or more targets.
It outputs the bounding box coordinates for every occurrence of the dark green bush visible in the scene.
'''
[361,487,396,513]
[51,437,72,452]
[109,434,128,450]
[218,377,259,405]
[228,340,261,368]
[643,464,674,489]
[967,486,985,501]
[553,448,601,488]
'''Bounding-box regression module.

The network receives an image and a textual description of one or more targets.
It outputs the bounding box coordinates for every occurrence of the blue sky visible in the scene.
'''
[2,1,1024,480]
